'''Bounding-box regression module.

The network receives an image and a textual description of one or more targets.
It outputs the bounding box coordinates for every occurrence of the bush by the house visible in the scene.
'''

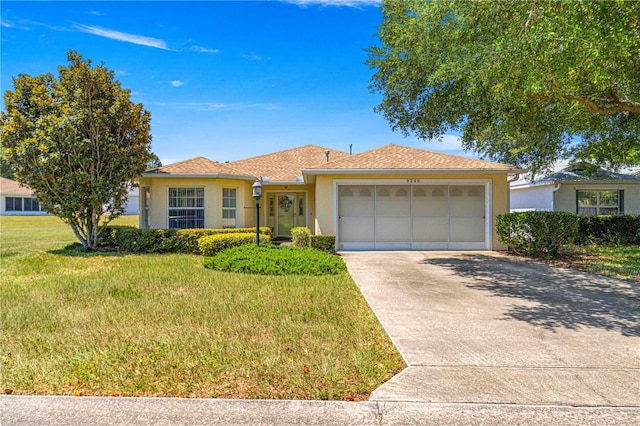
[577,215,640,245]
[496,211,579,257]
[203,244,347,275]
[99,226,272,253]
[198,233,272,256]
[291,226,312,247]
[310,235,336,254]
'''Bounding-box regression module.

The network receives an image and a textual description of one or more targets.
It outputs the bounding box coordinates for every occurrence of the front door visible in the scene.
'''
[268,193,306,237]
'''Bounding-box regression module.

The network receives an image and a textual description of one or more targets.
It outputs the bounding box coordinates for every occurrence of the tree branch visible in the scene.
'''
[528,92,640,114]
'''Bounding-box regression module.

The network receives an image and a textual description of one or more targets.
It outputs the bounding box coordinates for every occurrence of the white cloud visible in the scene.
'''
[84,11,104,17]
[283,0,381,7]
[242,53,263,61]
[190,45,220,54]
[1,19,14,28]
[157,102,279,112]
[74,24,169,50]
[170,80,185,87]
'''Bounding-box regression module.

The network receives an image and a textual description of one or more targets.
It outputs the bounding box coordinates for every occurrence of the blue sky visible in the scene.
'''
[1,0,468,165]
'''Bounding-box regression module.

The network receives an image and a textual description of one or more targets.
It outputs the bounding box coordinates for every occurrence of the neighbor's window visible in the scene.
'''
[577,190,622,215]
[168,187,204,228]
[6,197,23,211]
[23,198,40,211]
[222,188,237,228]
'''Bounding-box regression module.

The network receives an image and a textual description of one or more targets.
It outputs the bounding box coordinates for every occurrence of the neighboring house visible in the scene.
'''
[0,177,140,216]
[510,165,640,215]
[0,177,48,216]
[124,187,140,215]
[137,144,521,251]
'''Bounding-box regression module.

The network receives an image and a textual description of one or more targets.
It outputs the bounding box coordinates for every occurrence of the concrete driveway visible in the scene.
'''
[342,251,640,406]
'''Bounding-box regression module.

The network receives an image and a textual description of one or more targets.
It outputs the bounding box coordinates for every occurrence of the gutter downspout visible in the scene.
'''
[552,182,561,211]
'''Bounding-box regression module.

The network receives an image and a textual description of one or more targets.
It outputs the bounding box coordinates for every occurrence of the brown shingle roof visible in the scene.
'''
[307,144,518,171]
[221,145,350,182]
[146,156,225,175]
[0,177,34,195]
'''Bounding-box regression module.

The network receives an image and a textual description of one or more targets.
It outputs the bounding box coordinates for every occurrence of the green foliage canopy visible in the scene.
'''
[368,0,640,175]
[1,51,152,248]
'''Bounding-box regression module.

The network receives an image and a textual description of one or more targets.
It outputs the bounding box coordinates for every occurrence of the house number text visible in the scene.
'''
[406,178,421,183]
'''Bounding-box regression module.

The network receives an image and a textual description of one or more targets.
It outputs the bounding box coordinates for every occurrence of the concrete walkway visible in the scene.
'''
[3,251,640,425]
[342,251,640,406]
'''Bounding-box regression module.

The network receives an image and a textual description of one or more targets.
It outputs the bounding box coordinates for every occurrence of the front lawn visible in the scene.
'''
[0,216,404,400]
[554,244,640,284]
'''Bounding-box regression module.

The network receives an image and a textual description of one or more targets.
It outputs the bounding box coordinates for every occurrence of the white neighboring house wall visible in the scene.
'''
[0,177,49,216]
[1,177,140,216]
[510,182,555,212]
[123,187,140,215]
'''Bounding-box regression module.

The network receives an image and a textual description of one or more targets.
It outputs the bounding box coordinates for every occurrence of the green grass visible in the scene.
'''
[574,245,640,283]
[0,216,404,400]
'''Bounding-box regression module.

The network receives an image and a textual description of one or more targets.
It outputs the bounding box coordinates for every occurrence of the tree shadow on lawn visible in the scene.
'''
[421,255,640,337]
[49,243,127,258]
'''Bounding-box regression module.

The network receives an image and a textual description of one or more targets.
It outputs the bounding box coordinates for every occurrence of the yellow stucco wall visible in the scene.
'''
[313,173,510,250]
[136,178,315,231]
[136,177,253,229]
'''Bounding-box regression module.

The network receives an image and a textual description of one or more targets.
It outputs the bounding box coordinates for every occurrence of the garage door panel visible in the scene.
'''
[450,217,485,242]
[339,185,374,216]
[340,217,374,242]
[450,185,485,217]
[412,217,449,242]
[376,185,410,217]
[413,185,448,216]
[375,217,411,242]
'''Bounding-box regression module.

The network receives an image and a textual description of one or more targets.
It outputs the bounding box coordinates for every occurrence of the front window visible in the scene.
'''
[577,190,621,215]
[222,188,237,228]
[6,197,22,211]
[168,187,204,228]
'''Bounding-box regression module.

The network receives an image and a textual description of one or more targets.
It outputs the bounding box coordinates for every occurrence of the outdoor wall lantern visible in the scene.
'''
[252,180,263,246]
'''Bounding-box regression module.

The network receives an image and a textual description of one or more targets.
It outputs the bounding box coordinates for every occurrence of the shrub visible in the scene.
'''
[311,235,336,254]
[291,227,312,247]
[577,215,640,245]
[198,233,271,257]
[496,211,579,257]
[98,226,272,254]
[203,244,347,275]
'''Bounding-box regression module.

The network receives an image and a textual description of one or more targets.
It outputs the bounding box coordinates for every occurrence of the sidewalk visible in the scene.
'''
[3,396,640,425]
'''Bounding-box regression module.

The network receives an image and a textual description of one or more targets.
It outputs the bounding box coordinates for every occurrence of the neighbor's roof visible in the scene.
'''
[305,144,521,173]
[511,164,640,188]
[0,177,34,195]
[222,144,350,182]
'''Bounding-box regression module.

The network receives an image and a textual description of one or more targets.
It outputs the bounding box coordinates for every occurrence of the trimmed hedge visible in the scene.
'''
[311,235,336,254]
[577,215,640,245]
[203,244,346,275]
[496,211,579,257]
[99,226,272,253]
[291,226,312,247]
[198,233,271,256]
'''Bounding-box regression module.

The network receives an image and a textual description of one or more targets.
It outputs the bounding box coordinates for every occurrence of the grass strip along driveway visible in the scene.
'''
[0,216,404,400]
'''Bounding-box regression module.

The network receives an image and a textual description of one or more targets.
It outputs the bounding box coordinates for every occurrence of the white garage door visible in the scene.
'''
[338,184,488,250]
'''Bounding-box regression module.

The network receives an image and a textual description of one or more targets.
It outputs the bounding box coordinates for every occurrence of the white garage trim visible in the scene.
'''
[334,179,492,251]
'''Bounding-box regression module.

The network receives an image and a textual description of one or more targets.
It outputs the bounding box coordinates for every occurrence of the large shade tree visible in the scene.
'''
[1,51,152,248]
[368,0,640,175]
